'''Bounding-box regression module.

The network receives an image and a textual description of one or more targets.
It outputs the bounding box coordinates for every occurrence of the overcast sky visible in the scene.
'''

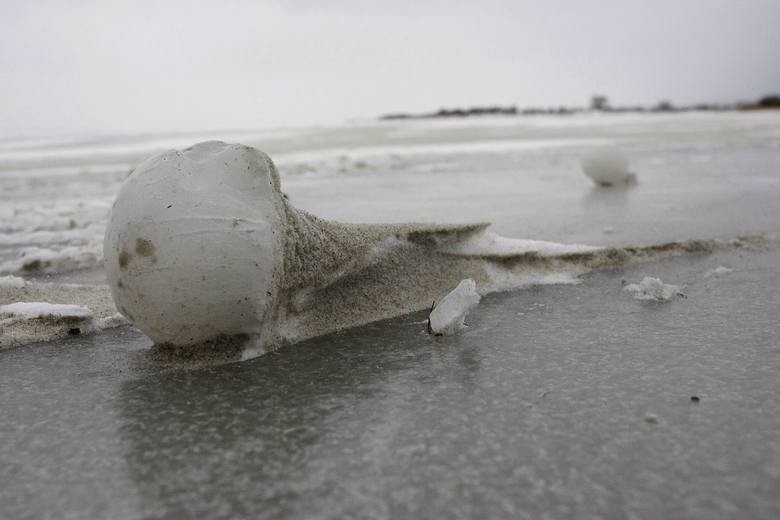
[1,0,779,137]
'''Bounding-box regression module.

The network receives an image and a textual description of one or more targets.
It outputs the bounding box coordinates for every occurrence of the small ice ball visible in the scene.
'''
[581,148,637,187]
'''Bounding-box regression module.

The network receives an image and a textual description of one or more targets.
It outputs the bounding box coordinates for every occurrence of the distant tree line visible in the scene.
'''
[381,106,519,120]
[587,94,780,113]
[379,94,780,120]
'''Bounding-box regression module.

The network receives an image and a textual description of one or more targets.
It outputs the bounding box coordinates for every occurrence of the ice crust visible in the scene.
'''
[581,148,637,187]
[624,276,684,302]
[428,279,481,336]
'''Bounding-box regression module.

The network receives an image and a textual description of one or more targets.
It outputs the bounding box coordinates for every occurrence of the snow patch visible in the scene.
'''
[0,245,102,275]
[0,275,26,288]
[428,279,481,336]
[624,277,684,302]
[0,302,93,319]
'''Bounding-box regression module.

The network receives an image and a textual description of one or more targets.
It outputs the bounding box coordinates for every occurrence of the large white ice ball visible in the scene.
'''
[104,141,285,347]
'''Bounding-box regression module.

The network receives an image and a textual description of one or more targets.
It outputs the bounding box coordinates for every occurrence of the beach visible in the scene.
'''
[1,111,780,518]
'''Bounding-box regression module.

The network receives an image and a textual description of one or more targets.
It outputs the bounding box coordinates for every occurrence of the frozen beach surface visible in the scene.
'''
[624,276,684,302]
[0,112,780,517]
[1,245,779,519]
[428,279,481,335]
[0,112,778,351]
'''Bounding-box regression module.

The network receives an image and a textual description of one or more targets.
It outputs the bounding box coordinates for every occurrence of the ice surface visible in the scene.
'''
[2,246,780,519]
[1,113,780,517]
[580,147,637,187]
[481,264,582,292]
[428,279,481,335]
[624,276,684,302]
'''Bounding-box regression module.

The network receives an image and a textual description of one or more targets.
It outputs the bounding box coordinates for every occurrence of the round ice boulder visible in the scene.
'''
[104,141,284,347]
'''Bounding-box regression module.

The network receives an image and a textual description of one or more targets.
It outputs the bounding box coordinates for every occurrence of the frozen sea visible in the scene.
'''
[1,112,780,519]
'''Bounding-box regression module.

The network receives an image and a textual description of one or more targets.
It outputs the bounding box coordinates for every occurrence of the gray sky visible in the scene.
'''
[1,0,779,137]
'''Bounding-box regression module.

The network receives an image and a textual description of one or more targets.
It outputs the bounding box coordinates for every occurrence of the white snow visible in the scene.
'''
[0,302,93,319]
[441,231,600,258]
[0,245,102,275]
[624,277,684,302]
[580,148,637,187]
[0,275,26,288]
[704,265,734,278]
[428,279,481,335]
